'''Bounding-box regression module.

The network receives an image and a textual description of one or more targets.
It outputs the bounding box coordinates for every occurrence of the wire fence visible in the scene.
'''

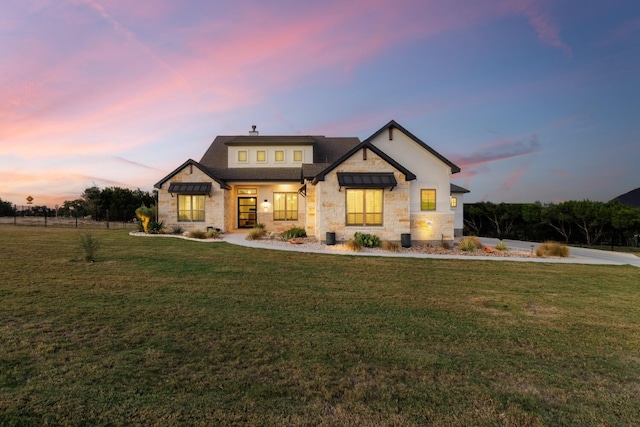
[0,215,138,230]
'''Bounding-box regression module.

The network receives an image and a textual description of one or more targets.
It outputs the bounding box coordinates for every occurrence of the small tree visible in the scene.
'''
[135,204,154,234]
[79,233,100,262]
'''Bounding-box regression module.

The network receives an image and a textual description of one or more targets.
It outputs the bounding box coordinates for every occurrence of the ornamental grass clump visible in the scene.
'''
[495,240,509,251]
[206,229,221,239]
[458,237,479,252]
[381,240,401,252]
[536,241,570,258]
[246,226,266,241]
[188,230,208,239]
[344,239,362,252]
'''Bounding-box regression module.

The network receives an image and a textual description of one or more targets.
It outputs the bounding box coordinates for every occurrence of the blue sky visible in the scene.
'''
[1,0,638,206]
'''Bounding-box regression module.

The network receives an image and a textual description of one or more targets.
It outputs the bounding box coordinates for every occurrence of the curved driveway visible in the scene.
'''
[479,238,640,268]
[221,233,640,268]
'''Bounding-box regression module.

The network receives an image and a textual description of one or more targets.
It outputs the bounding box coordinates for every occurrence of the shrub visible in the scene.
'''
[255,223,266,229]
[246,226,266,240]
[381,240,401,252]
[458,237,478,252]
[440,240,452,250]
[495,241,509,251]
[135,204,154,234]
[536,241,570,258]
[188,230,208,239]
[281,226,307,240]
[207,229,221,239]
[171,225,184,235]
[354,232,380,248]
[344,239,362,252]
[148,221,165,234]
[79,233,100,262]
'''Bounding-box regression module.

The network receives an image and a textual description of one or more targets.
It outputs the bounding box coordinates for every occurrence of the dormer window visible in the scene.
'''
[256,150,266,162]
[293,150,303,162]
[275,150,285,162]
[238,150,248,163]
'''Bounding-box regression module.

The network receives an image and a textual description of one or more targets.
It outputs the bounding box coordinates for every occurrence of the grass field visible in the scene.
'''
[1,226,639,426]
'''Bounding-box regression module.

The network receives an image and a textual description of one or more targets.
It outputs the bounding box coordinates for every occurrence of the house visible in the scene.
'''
[154,120,469,244]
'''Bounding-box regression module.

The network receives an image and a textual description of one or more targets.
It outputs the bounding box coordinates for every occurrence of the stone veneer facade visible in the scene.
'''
[309,150,412,243]
[307,150,454,244]
[156,165,226,232]
[156,121,464,244]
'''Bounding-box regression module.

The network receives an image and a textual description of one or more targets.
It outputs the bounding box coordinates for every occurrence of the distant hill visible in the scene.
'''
[611,187,640,207]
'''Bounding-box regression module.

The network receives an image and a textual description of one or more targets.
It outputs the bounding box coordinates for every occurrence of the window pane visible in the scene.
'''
[178,195,190,221]
[275,151,284,162]
[274,192,297,221]
[178,195,205,222]
[257,150,266,162]
[421,189,436,210]
[238,151,248,162]
[346,189,382,226]
[293,150,303,162]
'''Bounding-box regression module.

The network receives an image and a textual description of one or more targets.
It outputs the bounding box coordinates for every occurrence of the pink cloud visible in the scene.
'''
[499,0,571,56]
[450,134,541,170]
[498,164,530,192]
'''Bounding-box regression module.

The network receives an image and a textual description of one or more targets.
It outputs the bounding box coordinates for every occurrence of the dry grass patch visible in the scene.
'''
[536,241,570,257]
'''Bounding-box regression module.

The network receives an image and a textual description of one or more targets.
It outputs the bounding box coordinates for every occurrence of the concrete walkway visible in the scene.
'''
[221,232,640,267]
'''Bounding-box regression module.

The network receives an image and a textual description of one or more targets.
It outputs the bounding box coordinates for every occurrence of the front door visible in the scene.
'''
[238,197,257,228]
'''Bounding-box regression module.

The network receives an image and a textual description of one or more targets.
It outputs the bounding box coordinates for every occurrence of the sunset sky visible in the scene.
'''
[2,0,639,207]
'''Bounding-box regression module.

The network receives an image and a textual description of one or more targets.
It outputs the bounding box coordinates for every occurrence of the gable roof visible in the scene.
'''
[611,187,640,208]
[364,120,461,174]
[450,183,470,194]
[154,159,229,190]
[312,141,416,183]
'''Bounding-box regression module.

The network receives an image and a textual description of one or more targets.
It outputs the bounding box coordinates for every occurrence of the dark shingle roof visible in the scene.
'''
[450,183,470,194]
[611,187,640,207]
[199,135,360,170]
[209,167,302,182]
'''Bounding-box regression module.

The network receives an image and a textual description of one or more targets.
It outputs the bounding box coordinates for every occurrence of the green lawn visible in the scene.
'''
[1,226,639,426]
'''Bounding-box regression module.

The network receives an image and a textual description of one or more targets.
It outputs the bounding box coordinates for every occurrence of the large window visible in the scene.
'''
[274,192,298,220]
[178,195,205,222]
[346,189,383,226]
[421,189,436,211]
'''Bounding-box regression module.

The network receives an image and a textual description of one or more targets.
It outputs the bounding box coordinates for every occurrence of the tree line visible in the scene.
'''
[0,186,155,222]
[464,201,640,247]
